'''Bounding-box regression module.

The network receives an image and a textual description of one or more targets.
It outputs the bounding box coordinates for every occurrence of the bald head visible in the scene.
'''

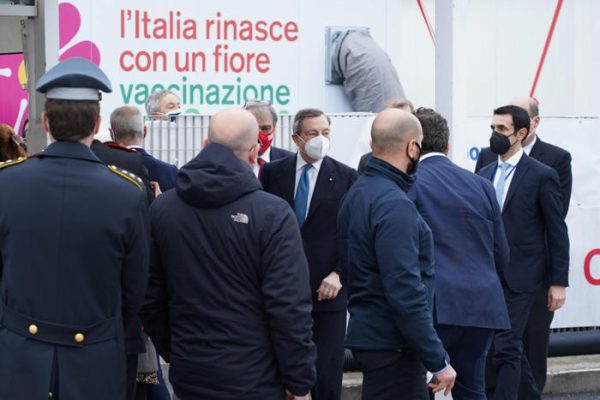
[510,96,539,145]
[371,108,422,156]
[510,97,539,118]
[208,108,259,163]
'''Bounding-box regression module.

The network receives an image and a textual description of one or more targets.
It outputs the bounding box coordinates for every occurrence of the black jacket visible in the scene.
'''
[92,141,154,206]
[475,137,572,217]
[141,144,316,399]
[261,155,358,311]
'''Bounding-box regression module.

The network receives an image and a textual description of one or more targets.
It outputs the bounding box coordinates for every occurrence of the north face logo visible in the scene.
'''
[231,213,249,224]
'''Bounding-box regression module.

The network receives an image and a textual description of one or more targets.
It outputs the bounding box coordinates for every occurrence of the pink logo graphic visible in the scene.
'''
[0,53,29,135]
[59,2,101,65]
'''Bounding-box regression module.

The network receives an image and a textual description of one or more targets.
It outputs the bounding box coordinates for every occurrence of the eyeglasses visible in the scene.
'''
[243,99,271,109]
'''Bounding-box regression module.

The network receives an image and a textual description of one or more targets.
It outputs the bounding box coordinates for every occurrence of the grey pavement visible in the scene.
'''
[340,355,600,400]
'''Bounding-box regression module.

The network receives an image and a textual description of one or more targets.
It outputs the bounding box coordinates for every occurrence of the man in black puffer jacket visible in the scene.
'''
[141,108,316,400]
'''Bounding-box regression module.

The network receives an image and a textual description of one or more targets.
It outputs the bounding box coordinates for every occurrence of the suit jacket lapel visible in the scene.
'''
[529,137,545,160]
[275,155,296,208]
[305,157,335,223]
[480,161,497,182]
[502,155,530,212]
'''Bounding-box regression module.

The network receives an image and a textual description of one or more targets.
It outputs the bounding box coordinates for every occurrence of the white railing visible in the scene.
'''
[145,114,296,167]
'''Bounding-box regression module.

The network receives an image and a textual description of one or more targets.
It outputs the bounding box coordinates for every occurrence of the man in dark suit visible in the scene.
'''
[91,140,155,204]
[110,106,178,191]
[408,108,510,400]
[476,98,572,397]
[477,105,569,400]
[261,108,358,400]
[0,57,149,400]
[243,99,293,177]
[357,99,414,174]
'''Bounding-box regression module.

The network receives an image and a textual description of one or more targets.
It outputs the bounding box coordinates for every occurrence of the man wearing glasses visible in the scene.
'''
[243,100,293,177]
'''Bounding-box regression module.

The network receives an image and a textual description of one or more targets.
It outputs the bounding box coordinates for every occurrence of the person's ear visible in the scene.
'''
[249,143,259,165]
[143,125,148,139]
[92,116,101,136]
[516,127,528,141]
[108,128,115,142]
[42,112,56,142]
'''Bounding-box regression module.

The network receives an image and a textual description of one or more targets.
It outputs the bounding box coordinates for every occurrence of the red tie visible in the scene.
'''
[258,158,266,177]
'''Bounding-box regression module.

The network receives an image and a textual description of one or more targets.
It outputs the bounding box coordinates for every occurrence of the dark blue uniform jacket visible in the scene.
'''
[141,143,316,400]
[0,141,149,400]
[338,157,449,372]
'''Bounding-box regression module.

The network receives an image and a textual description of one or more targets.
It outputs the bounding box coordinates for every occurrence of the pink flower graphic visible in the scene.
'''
[59,2,101,65]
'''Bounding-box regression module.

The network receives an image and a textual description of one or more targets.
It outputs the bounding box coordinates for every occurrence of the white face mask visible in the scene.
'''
[301,134,330,160]
[166,108,181,122]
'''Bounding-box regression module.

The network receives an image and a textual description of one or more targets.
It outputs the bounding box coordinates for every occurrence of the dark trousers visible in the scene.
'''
[311,310,346,400]
[436,325,494,400]
[353,349,428,400]
[492,288,540,400]
[520,286,553,396]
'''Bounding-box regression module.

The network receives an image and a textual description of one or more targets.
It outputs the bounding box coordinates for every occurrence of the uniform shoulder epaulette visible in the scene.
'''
[0,157,27,170]
[107,165,144,191]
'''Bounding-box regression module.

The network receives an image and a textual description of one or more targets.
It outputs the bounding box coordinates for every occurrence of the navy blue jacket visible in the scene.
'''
[141,144,316,399]
[260,154,358,312]
[135,147,178,191]
[338,157,448,373]
[269,146,294,161]
[408,155,510,330]
[0,141,149,400]
[478,154,570,292]
[475,137,572,217]
[92,141,154,207]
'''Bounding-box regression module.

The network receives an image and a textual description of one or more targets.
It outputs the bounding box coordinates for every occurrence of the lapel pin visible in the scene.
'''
[329,177,334,182]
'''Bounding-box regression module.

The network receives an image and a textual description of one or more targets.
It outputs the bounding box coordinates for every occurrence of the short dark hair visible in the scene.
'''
[45,100,100,142]
[293,108,331,134]
[414,107,449,154]
[493,105,530,137]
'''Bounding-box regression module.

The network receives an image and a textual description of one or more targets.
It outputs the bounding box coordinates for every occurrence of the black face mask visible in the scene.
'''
[407,142,421,175]
[489,131,513,155]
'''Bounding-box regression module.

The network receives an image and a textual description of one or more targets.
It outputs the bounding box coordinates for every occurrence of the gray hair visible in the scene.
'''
[243,101,278,125]
[110,106,144,141]
[145,89,178,115]
[292,108,331,134]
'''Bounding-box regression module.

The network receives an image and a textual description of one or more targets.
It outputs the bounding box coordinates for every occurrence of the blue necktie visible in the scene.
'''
[495,163,511,208]
[295,164,313,228]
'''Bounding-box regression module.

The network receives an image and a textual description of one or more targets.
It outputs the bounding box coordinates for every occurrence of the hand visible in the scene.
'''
[548,285,566,311]
[285,390,308,400]
[150,181,162,198]
[316,272,342,301]
[428,365,457,396]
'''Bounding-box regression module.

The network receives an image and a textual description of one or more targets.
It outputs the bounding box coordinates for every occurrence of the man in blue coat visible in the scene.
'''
[338,108,456,400]
[475,97,572,397]
[0,58,149,400]
[141,108,316,400]
[408,108,510,400]
[477,105,569,400]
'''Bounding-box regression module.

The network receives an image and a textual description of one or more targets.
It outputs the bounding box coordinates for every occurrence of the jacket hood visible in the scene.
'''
[176,143,261,207]
[365,155,416,192]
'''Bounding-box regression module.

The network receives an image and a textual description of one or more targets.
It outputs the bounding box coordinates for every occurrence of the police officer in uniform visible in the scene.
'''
[0,57,149,400]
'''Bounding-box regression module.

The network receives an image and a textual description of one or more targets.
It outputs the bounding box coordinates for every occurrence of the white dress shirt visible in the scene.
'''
[494,148,524,206]
[523,135,537,156]
[294,154,323,218]
[253,147,271,177]
[419,152,446,162]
